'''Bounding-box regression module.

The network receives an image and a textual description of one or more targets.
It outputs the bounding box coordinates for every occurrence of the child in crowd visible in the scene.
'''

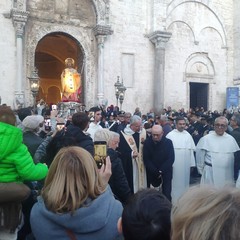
[0,105,48,239]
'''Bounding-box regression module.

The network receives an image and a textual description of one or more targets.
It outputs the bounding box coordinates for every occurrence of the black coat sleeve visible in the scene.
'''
[159,139,175,174]
[108,151,132,204]
[143,139,160,178]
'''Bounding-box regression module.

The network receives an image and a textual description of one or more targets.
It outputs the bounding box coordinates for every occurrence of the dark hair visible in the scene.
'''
[89,106,101,113]
[122,189,172,240]
[17,107,32,121]
[72,112,89,130]
[144,122,151,129]
[175,116,186,123]
[0,105,16,126]
[232,113,240,127]
[45,131,77,167]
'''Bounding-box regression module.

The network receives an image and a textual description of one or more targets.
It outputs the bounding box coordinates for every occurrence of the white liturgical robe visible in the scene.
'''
[166,129,196,203]
[196,131,239,187]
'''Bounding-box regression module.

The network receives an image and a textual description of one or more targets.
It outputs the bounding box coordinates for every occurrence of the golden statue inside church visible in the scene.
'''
[61,58,81,102]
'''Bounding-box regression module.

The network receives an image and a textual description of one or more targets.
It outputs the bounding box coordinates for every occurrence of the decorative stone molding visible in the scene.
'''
[25,24,95,107]
[148,31,172,48]
[12,9,29,37]
[13,0,27,11]
[93,24,113,37]
[90,0,110,25]
[184,52,215,83]
[93,24,113,46]
[14,91,25,109]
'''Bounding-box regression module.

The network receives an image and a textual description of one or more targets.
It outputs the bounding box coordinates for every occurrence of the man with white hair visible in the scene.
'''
[118,115,147,193]
[196,116,239,187]
[94,129,132,204]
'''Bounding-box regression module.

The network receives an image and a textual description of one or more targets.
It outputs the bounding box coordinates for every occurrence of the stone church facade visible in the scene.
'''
[0,0,239,113]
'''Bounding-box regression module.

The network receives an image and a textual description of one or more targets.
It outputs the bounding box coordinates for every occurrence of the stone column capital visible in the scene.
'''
[12,9,29,37]
[93,24,113,45]
[148,31,172,49]
[93,24,113,36]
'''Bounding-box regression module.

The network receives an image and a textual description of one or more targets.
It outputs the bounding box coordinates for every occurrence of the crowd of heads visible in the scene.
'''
[2,101,240,239]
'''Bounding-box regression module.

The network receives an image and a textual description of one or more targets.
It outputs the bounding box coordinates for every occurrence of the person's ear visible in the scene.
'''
[117,217,122,234]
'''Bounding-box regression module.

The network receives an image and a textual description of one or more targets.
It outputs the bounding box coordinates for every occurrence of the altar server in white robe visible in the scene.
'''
[196,116,239,187]
[166,116,195,203]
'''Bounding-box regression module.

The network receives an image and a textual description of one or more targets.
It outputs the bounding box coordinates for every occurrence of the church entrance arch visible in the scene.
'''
[35,32,85,105]
[185,53,215,111]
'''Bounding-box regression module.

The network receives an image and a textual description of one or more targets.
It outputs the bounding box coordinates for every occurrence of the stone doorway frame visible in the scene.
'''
[184,53,215,111]
[34,32,86,105]
[25,25,95,108]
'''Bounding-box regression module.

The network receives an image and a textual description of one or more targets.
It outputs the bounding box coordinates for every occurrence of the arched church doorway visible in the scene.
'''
[190,82,208,110]
[35,32,84,105]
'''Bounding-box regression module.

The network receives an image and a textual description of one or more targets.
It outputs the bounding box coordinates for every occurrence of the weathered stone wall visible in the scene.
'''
[104,0,154,112]
[163,0,233,111]
[233,0,240,83]
[0,1,17,105]
[0,0,236,113]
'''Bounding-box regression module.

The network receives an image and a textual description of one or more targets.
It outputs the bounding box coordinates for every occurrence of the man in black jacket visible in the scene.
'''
[143,125,175,201]
[230,113,240,180]
[65,112,94,156]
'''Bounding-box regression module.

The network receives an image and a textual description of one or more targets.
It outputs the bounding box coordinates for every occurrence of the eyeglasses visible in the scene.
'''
[214,124,227,128]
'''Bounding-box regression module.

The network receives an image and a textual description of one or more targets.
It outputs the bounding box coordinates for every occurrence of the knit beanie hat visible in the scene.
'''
[22,115,44,131]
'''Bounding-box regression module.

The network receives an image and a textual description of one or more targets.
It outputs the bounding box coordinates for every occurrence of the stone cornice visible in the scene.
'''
[12,9,29,23]
[93,24,113,36]
[11,9,29,37]
[148,31,172,49]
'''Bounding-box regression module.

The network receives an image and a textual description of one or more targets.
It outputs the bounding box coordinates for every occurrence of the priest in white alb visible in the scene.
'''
[196,116,239,187]
[166,116,196,203]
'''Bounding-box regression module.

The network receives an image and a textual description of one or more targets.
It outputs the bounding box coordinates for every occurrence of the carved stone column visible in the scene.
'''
[149,31,171,113]
[93,25,113,105]
[12,9,29,108]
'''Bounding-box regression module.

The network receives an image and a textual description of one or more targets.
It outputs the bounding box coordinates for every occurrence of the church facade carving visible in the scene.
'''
[0,0,238,112]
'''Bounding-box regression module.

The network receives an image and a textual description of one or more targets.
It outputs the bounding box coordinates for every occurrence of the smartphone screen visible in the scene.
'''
[69,109,75,116]
[52,104,57,110]
[56,123,65,131]
[44,118,51,131]
[94,141,107,169]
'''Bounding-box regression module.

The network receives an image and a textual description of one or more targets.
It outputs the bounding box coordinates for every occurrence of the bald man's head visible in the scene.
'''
[151,125,163,142]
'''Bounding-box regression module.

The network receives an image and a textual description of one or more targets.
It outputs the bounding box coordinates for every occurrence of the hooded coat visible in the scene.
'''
[0,122,48,182]
[30,186,123,240]
[66,125,94,156]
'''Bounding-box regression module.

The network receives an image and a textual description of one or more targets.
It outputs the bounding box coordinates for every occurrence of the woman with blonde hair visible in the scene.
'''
[171,185,240,240]
[30,146,123,240]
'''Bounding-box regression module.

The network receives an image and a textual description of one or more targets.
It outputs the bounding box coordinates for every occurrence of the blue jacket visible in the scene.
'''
[30,186,123,240]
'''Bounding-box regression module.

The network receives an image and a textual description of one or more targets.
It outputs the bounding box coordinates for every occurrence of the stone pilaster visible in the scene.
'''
[93,25,113,105]
[12,9,29,108]
[148,31,171,113]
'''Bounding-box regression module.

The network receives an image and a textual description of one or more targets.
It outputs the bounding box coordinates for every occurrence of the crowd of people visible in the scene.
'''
[1,101,240,239]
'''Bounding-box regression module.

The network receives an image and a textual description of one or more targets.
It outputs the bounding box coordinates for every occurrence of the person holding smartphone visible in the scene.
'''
[30,147,123,240]
[95,129,132,204]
